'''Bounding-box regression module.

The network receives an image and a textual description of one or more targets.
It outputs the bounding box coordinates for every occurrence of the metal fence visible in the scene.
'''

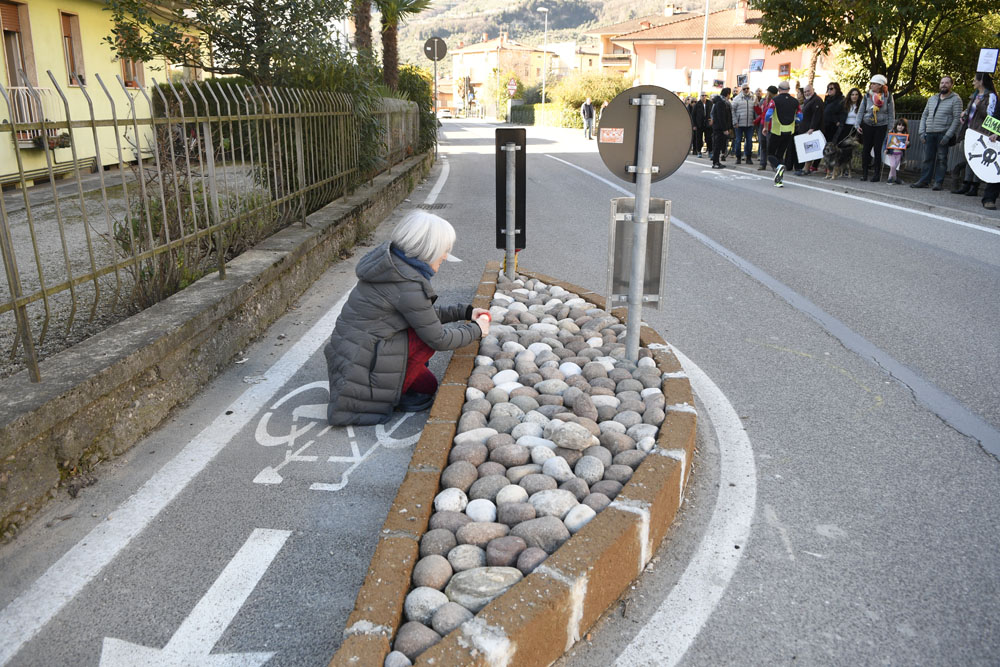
[0,70,418,382]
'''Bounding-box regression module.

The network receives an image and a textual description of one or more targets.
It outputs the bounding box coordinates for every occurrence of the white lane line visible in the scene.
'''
[0,291,351,665]
[425,153,450,205]
[677,159,1000,237]
[615,345,756,667]
[99,528,291,666]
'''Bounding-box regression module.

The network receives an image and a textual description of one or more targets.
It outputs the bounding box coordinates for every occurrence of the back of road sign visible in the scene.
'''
[606,197,670,310]
[495,128,526,250]
[597,85,690,184]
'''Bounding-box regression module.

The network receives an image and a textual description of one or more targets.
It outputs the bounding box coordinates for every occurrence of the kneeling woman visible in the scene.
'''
[324,211,490,425]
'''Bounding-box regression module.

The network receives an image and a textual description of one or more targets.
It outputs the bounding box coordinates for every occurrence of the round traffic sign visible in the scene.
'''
[424,37,447,61]
[596,85,690,184]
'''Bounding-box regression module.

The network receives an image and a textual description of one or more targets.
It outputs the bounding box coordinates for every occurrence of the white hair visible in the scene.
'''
[391,210,456,263]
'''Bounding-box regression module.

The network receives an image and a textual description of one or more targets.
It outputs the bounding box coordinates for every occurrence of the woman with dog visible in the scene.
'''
[856,75,895,182]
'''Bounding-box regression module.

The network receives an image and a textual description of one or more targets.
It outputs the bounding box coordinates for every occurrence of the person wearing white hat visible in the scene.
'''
[855,74,895,182]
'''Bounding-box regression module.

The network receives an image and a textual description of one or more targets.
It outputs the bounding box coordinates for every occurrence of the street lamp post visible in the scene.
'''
[538,6,548,126]
[697,0,710,97]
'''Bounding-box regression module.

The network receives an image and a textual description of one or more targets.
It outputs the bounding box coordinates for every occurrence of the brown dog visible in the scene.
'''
[823,135,858,180]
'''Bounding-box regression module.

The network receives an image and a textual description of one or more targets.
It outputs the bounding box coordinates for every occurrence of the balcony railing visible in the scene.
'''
[601,53,632,66]
[6,87,60,146]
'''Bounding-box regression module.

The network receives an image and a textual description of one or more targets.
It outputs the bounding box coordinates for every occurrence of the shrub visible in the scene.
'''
[551,71,632,110]
[397,64,437,154]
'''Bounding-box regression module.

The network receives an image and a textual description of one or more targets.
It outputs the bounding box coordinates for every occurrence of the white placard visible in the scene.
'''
[964,129,1000,183]
[794,132,827,162]
[977,48,999,73]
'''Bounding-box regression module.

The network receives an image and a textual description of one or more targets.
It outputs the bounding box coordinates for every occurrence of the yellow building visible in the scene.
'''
[0,0,201,185]
[451,32,559,116]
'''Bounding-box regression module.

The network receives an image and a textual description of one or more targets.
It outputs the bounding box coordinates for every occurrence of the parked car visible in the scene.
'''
[437,108,452,119]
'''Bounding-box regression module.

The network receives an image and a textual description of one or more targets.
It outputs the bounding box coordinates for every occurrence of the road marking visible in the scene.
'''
[545,153,1000,457]
[99,528,290,666]
[681,159,1000,237]
[764,503,796,562]
[614,345,757,667]
[425,153,450,205]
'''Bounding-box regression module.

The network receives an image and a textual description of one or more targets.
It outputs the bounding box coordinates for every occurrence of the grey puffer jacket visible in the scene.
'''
[324,242,480,425]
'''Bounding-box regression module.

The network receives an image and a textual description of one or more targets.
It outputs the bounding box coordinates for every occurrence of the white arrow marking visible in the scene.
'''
[100,528,291,667]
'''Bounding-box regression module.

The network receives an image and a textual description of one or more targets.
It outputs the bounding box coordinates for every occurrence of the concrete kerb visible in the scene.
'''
[0,152,434,541]
[330,267,698,667]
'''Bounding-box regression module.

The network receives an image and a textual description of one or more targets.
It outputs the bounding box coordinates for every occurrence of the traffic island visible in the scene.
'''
[331,263,697,667]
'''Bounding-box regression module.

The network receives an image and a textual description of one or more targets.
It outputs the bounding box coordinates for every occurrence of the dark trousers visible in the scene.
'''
[712,131,728,164]
[916,131,950,185]
[697,127,713,154]
[756,126,767,165]
[860,123,888,178]
[733,126,754,160]
[766,132,793,169]
[984,181,999,204]
[692,129,700,153]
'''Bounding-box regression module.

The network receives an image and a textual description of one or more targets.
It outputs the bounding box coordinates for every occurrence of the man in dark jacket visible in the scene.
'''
[325,212,488,425]
[795,83,825,175]
[710,88,733,168]
[581,97,595,140]
[765,80,800,187]
[691,94,711,156]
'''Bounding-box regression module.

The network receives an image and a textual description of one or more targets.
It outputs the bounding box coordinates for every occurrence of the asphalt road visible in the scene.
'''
[1,118,998,666]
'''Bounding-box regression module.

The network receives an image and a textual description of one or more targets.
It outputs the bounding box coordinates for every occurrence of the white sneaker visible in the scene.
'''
[774,164,785,185]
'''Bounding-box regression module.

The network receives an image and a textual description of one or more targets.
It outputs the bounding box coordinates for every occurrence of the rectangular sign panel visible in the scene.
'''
[606,197,670,310]
[495,128,526,250]
[978,48,998,73]
[600,127,625,144]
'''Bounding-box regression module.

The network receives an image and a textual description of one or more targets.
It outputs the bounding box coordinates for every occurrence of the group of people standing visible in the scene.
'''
[683,72,998,209]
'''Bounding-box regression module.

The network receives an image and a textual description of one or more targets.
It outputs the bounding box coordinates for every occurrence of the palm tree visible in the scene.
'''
[353,0,373,52]
[375,0,432,88]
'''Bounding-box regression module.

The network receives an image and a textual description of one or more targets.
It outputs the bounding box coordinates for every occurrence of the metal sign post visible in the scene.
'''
[495,128,526,277]
[624,94,658,361]
[503,142,517,279]
[424,37,447,158]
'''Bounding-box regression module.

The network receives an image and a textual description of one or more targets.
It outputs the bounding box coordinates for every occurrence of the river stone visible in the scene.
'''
[559,362,582,377]
[604,464,634,484]
[535,379,570,395]
[643,408,667,426]
[599,432,635,455]
[516,547,549,575]
[485,433,515,451]
[528,342,552,356]
[541,456,574,483]
[478,461,507,478]
[618,399,646,415]
[465,498,498,523]
[591,394,620,409]
[420,529,457,558]
[495,484,529,505]
[429,511,472,533]
[627,424,658,442]
[510,397,540,416]
[467,374,495,394]
[528,489,579,519]
[574,456,605,486]
[384,650,413,667]
[599,420,627,434]
[561,386,584,409]
[613,411,642,429]
[510,423,543,441]
[551,422,596,451]
[506,464,542,483]
[394,622,441,661]
[583,492,611,512]
[637,436,657,453]
[572,394,598,422]
[445,566,523,613]
[491,402,524,421]
[519,473,559,495]
[563,504,597,534]
[529,323,560,336]
[491,369,519,385]
[469,475,510,502]
[536,403,567,417]
[488,416,521,435]
[485,388,510,405]
[447,544,486,572]
[590,480,623,499]
[490,444,530,467]
[405,586,449,624]
[497,501,536,527]
[431,602,474,637]
[559,477,590,502]
[463,398,492,416]
[456,521,509,548]
[486,536,528,567]
[616,379,644,394]
[433,488,468,513]
[554,447,583,467]
[441,462,478,493]
[591,377,617,392]
[531,446,556,465]
[583,445,613,468]
[457,410,488,434]
[614,450,647,469]
[412,555,453,590]
[449,442,489,467]
[510,516,571,553]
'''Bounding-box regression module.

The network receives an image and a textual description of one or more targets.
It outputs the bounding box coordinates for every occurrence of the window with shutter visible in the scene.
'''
[61,12,84,85]
[1,1,25,86]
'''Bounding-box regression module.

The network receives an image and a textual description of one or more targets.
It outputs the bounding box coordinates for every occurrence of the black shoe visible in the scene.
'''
[984,200,997,210]
[910,182,928,189]
[395,391,435,412]
[953,183,971,194]
[870,175,880,182]
[862,171,869,181]
[965,186,980,196]
[932,183,942,191]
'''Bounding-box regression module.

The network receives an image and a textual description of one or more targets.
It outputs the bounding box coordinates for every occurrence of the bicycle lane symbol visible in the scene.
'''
[252,381,421,491]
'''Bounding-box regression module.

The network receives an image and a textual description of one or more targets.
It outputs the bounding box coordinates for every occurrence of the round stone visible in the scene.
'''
[516,547,549,575]
[478,461,507,478]
[445,566,523,613]
[563,504,597,534]
[599,431,635,455]
[465,498,498,523]
[604,464,634,484]
[590,479,623,499]
[433,488,468,513]
[420,528,457,558]
[486,536,528,567]
[447,544,486,572]
[468,374,495,394]
[466,387,487,402]
[497,501,536,527]
[457,411,488,433]
[637,436,657,453]
[430,602,473,636]
[454,428,499,447]
[511,422,543,441]
[485,387,510,405]
[506,464,542,483]
[541,457,574,483]
[490,444,531,467]
[412,555,453,590]
[510,515,571,553]
[456,521,509,548]
[517,435,556,450]
[583,445,613,468]
[487,416,521,435]
[449,443,488,467]
[554,447,583,467]
[491,402,525,420]
[618,399,646,414]
[574,456,605,486]
[627,424,658,442]
[559,362,582,377]
[559,477,590,502]
[535,379,570,395]
[528,489,579,519]
[492,369,519,385]
[393,622,441,661]
[429,511,472,533]
[551,422,596,451]
[495,484,529,505]
[591,394,620,409]
[616,378,645,393]
[531,446,556,465]
[614,449,647,469]
[486,433,515,451]
[468,475,510,502]
[519,473,559,495]
[405,586,449,624]
[573,394,598,422]
[384,650,413,667]
[441,462,478,493]
[613,411,643,429]
[583,492,611,512]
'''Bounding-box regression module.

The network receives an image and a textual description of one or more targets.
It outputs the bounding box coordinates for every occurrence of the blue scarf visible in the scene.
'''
[390,243,434,280]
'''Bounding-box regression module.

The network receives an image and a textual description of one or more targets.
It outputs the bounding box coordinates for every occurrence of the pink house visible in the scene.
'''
[593,1,831,95]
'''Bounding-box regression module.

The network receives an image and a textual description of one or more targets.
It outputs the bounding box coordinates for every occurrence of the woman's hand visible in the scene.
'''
[475,314,491,336]
[471,308,490,320]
